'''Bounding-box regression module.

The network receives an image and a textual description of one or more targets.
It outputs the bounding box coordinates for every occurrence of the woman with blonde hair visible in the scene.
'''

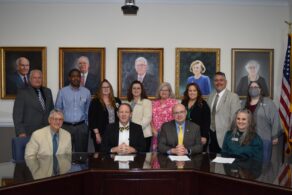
[187,60,211,95]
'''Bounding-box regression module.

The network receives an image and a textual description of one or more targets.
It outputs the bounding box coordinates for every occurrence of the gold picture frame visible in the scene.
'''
[118,48,164,99]
[0,47,47,99]
[59,47,105,95]
[175,48,220,98]
[231,48,274,99]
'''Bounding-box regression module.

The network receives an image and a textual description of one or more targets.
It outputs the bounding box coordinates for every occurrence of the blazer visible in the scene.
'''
[13,86,54,136]
[130,98,152,138]
[84,73,99,95]
[182,100,210,139]
[158,120,203,154]
[101,122,146,153]
[88,97,121,136]
[207,89,241,148]
[6,72,29,95]
[25,126,72,158]
[25,154,72,179]
[124,72,159,96]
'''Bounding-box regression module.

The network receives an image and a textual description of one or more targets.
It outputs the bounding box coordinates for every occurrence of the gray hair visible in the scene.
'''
[76,56,90,68]
[49,109,64,119]
[245,60,260,74]
[16,57,30,66]
[29,69,42,81]
[135,57,148,66]
[155,82,175,99]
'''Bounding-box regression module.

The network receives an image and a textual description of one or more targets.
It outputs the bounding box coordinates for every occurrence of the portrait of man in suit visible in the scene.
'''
[118,48,163,99]
[60,48,105,95]
[2,47,46,98]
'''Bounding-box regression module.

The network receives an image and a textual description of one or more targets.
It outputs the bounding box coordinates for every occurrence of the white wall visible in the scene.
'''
[0,3,289,126]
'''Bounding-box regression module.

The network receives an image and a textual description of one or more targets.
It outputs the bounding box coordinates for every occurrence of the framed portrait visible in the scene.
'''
[0,47,47,99]
[59,47,105,95]
[232,48,274,99]
[118,48,163,99]
[175,48,220,98]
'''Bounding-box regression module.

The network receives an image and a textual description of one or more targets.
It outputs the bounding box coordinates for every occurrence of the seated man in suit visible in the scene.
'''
[101,103,146,154]
[158,103,203,155]
[25,109,72,158]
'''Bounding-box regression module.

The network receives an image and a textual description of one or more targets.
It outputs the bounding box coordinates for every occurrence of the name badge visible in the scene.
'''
[231,137,238,142]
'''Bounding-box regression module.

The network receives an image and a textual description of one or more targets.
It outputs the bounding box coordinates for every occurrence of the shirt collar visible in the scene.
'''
[119,122,130,128]
[217,88,226,97]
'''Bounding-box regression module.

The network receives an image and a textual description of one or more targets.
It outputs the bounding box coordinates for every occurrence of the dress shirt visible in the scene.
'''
[175,122,185,138]
[55,85,91,123]
[50,129,59,145]
[211,88,226,111]
[82,72,88,84]
[118,122,130,145]
[137,73,146,82]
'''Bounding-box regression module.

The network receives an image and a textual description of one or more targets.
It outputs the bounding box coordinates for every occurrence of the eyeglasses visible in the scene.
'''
[173,111,185,115]
[102,86,110,89]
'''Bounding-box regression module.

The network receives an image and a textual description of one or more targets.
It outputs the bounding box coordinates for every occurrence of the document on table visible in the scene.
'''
[211,157,235,164]
[114,155,134,162]
[168,155,191,161]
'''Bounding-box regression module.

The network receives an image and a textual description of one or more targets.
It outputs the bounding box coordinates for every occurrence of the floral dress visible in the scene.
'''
[151,98,177,151]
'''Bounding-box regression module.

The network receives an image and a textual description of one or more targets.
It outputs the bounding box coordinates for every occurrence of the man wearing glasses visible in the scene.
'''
[158,103,202,155]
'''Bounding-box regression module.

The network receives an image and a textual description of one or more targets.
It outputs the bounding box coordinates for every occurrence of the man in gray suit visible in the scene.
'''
[207,72,241,153]
[13,69,54,137]
[158,104,203,155]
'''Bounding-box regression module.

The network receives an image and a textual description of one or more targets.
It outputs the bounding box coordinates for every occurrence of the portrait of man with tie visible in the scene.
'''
[2,47,46,98]
[59,48,105,95]
[118,48,163,99]
[158,103,203,156]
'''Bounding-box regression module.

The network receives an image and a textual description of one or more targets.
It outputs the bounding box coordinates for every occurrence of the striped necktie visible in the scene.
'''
[37,89,46,110]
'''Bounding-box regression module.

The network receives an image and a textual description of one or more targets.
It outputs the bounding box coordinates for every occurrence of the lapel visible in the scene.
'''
[42,87,49,110]
[28,87,44,112]
[170,121,179,145]
[183,121,191,144]
[113,123,120,146]
[129,122,134,145]
[45,127,53,154]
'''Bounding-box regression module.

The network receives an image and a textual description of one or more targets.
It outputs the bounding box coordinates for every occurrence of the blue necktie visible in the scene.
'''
[53,134,58,155]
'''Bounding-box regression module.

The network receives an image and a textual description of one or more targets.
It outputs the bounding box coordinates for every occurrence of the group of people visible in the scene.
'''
[11,57,282,163]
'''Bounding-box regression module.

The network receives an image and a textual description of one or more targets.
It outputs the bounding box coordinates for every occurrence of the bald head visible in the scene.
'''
[172,103,187,124]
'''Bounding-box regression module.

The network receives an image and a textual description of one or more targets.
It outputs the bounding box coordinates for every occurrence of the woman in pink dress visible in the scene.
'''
[151,82,178,151]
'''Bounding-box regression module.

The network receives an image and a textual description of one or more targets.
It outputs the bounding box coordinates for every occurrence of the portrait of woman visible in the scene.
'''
[186,60,211,95]
[236,60,269,96]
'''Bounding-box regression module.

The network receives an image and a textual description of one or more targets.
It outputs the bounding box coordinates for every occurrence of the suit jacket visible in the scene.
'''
[13,86,54,136]
[207,89,241,148]
[25,126,72,158]
[101,122,146,153]
[84,73,99,95]
[6,72,29,95]
[124,72,159,96]
[158,120,203,154]
[25,154,72,179]
[130,98,152,138]
[88,97,121,136]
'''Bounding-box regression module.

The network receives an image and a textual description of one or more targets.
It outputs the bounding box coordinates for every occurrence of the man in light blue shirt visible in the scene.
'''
[55,68,91,152]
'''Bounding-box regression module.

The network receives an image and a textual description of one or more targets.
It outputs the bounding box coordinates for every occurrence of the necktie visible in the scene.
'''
[211,94,219,131]
[37,89,46,110]
[23,76,28,86]
[178,125,183,145]
[119,126,129,132]
[53,133,58,155]
[81,74,85,86]
[53,155,59,176]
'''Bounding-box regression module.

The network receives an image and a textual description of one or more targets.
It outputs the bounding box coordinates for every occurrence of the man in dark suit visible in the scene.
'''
[158,103,203,155]
[13,69,54,137]
[101,103,146,154]
[77,56,98,95]
[123,57,159,96]
[6,57,30,95]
